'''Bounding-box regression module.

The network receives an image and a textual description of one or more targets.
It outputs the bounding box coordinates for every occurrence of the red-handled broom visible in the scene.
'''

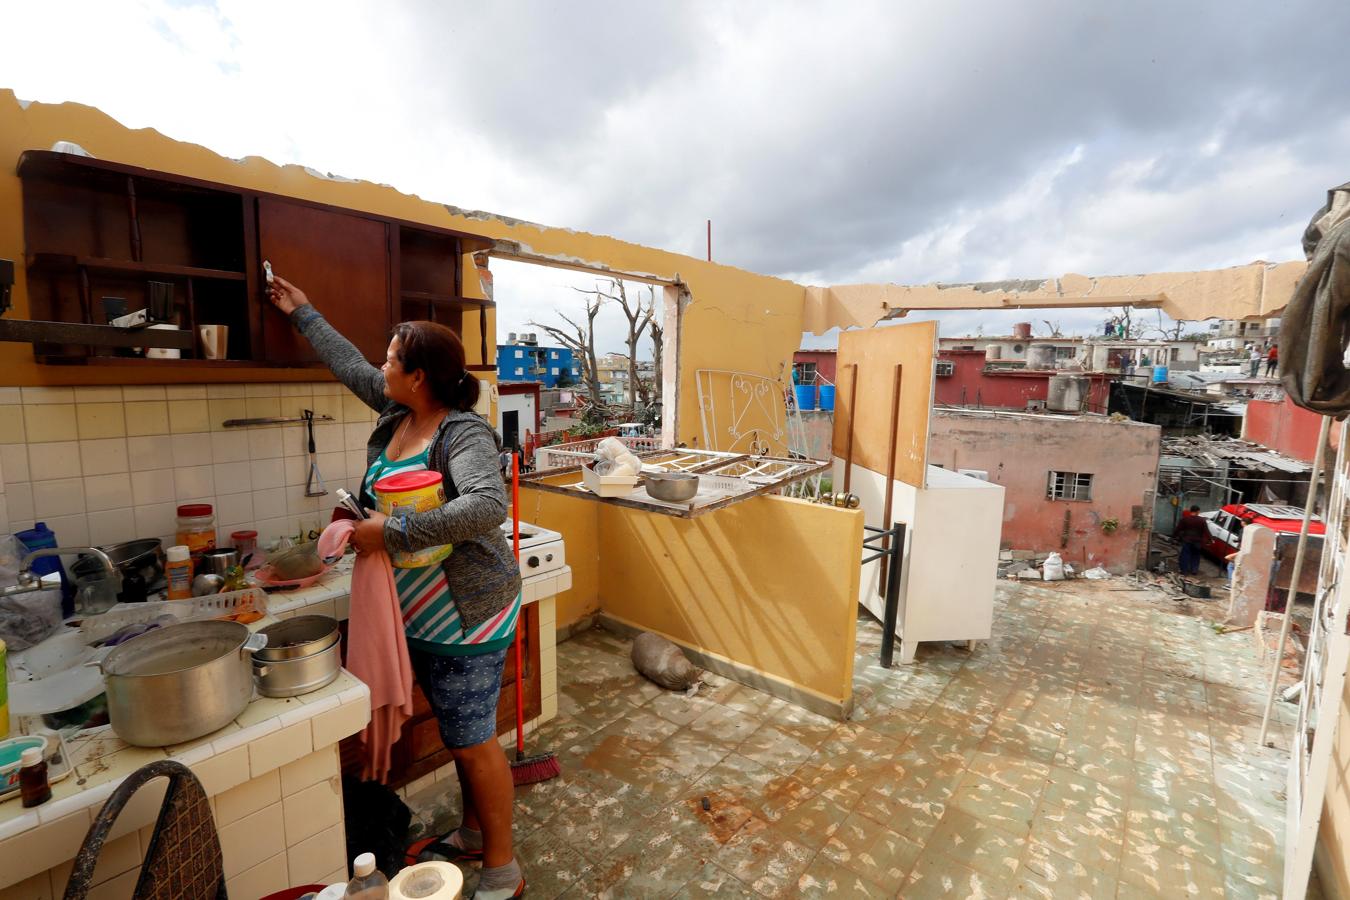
[509,451,561,786]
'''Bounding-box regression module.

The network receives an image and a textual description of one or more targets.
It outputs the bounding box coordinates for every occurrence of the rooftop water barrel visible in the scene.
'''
[1047,374,1089,412]
[794,384,817,410]
[1152,365,1169,383]
[1026,342,1058,370]
[817,384,836,411]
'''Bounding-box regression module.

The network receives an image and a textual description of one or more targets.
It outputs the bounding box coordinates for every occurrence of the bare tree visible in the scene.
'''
[591,279,652,410]
[528,291,604,410]
[1041,319,1063,337]
[1145,310,1188,341]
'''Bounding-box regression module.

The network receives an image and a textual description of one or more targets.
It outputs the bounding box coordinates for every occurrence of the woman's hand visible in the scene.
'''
[351,510,388,555]
[268,275,311,315]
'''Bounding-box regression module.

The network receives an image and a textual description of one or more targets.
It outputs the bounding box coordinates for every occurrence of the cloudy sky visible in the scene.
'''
[6,1,1349,354]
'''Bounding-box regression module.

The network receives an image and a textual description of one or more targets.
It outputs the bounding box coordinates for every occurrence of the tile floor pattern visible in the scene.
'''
[408,579,1314,898]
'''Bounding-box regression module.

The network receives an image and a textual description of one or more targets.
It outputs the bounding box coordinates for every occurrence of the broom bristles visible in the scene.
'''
[510,752,561,786]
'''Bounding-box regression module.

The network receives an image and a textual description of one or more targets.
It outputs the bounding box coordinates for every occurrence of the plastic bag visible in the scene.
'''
[596,437,642,477]
[0,587,64,651]
[1042,552,1066,581]
[1083,566,1111,580]
[631,631,702,691]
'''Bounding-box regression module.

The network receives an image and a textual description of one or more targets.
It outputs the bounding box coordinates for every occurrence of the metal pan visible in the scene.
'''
[253,615,340,662]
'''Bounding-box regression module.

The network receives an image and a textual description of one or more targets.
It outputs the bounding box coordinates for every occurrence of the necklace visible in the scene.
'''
[391,408,446,459]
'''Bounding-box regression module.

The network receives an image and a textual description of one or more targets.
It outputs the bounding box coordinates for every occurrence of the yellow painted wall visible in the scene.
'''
[0,93,810,466]
[597,496,863,705]
[514,480,601,628]
[1320,681,1350,898]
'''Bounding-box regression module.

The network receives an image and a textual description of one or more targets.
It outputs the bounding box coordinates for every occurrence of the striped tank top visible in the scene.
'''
[364,445,519,656]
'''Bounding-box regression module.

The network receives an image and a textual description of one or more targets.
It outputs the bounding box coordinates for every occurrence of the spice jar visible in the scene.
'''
[175,504,216,564]
[165,545,193,600]
[19,747,51,807]
[230,530,259,569]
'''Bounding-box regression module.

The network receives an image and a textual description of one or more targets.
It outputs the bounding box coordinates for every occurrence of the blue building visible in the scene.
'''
[497,335,580,388]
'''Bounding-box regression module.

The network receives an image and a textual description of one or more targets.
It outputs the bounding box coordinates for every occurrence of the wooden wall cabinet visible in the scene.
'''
[16,150,494,370]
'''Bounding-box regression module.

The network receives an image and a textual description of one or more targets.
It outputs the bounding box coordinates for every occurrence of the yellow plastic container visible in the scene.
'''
[373,471,453,569]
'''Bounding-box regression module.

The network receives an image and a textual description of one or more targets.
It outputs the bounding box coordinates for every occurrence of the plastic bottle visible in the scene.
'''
[19,747,51,807]
[344,853,388,899]
[165,545,193,600]
[14,522,73,617]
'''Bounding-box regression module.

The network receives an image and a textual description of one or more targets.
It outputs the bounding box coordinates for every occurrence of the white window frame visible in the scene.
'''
[1047,470,1093,501]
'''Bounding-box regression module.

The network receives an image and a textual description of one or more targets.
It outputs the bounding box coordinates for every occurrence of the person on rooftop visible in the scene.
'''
[1266,343,1279,377]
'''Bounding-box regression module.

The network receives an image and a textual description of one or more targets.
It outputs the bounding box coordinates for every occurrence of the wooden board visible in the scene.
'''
[832,321,937,488]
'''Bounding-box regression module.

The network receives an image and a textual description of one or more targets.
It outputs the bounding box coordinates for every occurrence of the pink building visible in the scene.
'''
[1244,394,1344,463]
[928,408,1161,572]
[792,349,837,385]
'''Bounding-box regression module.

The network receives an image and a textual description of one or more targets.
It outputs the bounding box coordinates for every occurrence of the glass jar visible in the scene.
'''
[175,503,216,563]
[230,530,259,569]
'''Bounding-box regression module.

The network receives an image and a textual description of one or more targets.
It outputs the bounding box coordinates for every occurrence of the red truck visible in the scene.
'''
[1196,503,1325,560]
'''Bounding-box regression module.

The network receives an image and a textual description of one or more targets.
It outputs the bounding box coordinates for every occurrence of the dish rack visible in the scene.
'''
[80,588,270,645]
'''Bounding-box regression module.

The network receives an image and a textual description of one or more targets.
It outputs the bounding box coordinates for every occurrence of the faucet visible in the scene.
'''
[0,547,117,597]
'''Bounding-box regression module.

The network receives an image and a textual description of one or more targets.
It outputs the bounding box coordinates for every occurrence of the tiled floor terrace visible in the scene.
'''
[409,578,1310,898]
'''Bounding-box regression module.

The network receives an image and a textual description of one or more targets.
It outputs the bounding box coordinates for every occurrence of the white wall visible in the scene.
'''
[497,392,536,446]
[838,460,1004,662]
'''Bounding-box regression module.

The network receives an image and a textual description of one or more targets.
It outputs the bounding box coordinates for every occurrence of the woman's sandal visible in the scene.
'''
[403,834,484,866]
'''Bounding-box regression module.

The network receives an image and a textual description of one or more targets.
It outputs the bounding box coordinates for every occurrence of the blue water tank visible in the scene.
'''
[818,384,836,411]
[1152,365,1169,384]
[14,522,73,616]
[794,384,817,410]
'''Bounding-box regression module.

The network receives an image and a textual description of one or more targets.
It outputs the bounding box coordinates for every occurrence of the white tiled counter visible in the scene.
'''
[0,671,371,900]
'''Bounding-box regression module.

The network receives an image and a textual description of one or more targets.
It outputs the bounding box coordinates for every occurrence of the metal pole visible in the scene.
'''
[843,363,859,494]
[706,220,712,261]
[879,365,903,592]
[880,522,906,668]
[1258,415,1331,746]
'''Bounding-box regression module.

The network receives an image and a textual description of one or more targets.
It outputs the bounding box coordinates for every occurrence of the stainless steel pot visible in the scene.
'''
[253,640,341,698]
[73,539,165,603]
[254,616,340,662]
[95,620,268,747]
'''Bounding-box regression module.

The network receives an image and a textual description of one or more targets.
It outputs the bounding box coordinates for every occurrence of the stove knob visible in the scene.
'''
[545,553,554,562]
[527,556,540,568]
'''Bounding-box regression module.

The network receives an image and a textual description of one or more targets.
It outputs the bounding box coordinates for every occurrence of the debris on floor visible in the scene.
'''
[401,577,1303,898]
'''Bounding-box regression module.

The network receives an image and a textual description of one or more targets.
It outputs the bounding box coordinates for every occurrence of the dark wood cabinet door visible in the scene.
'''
[257,197,392,364]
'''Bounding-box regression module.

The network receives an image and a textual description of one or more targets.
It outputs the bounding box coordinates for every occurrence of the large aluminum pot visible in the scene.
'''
[253,641,341,698]
[96,620,268,747]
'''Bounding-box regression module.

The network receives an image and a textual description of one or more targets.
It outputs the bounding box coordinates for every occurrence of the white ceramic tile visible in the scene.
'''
[252,490,288,521]
[29,441,82,481]
[248,429,284,460]
[168,400,211,434]
[216,492,253,528]
[32,477,85,517]
[126,436,174,472]
[251,457,286,490]
[286,491,319,516]
[341,423,369,451]
[207,400,247,432]
[279,424,305,455]
[121,386,165,402]
[75,403,126,440]
[21,386,75,404]
[210,431,250,464]
[213,461,253,494]
[133,502,177,540]
[44,513,89,546]
[206,384,246,399]
[313,453,344,488]
[123,401,170,436]
[23,404,78,442]
[311,422,342,451]
[87,508,136,546]
[171,433,213,467]
[0,387,21,405]
[0,406,25,445]
[346,450,367,480]
[284,455,309,487]
[244,397,281,420]
[0,495,8,535]
[6,482,33,523]
[341,394,370,423]
[173,465,214,499]
[74,386,123,403]
[311,383,341,397]
[130,470,175,506]
[78,438,129,476]
[244,383,281,399]
[83,474,133,512]
[165,384,207,401]
[2,443,30,483]
[280,384,313,399]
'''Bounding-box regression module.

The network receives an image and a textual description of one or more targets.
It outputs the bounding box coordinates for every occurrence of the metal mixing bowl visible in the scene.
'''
[645,472,699,502]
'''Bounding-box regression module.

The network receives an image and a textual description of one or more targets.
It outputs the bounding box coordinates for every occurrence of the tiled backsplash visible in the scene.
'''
[0,383,379,552]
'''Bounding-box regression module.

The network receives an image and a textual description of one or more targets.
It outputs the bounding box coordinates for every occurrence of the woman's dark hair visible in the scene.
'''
[391,321,480,411]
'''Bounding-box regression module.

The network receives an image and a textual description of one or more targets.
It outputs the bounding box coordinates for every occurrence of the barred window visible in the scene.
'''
[1047,471,1093,501]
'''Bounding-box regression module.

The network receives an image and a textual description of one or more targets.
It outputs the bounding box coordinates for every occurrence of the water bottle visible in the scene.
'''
[344,853,388,900]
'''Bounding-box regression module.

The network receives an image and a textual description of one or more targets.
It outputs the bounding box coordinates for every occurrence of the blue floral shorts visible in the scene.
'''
[409,645,509,750]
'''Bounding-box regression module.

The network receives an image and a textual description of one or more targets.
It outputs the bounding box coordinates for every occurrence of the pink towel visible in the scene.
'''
[319,520,414,783]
